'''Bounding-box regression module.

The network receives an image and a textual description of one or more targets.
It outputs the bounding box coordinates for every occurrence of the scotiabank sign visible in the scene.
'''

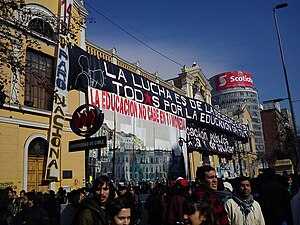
[215,71,253,90]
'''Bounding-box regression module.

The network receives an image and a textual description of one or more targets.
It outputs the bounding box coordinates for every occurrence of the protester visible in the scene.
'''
[72,175,115,225]
[214,179,233,205]
[282,174,298,198]
[128,186,142,225]
[13,191,50,225]
[144,184,166,225]
[194,165,229,225]
[46,190,59,225]
[290,174,300,225]
[105,198,131,225]
[118,185,138,225]
[166,177,190,225]
[183,194,217,225]
[118,185,128,198]
[224,176,265,225]
[60,189,86,225]
[55,187,66,205]
[257,168,293,225]
[14,190,26,214]
[4,187,14,216]
[0,189,13,225]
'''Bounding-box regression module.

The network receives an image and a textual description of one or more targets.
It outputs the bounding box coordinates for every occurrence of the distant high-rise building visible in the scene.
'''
[209,71,265,159]
[261,101,295,167]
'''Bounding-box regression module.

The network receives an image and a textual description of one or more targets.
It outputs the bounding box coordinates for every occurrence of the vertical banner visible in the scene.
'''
[45,0,73,181]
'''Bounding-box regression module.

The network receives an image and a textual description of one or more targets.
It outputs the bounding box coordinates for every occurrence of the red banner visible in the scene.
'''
[89,88,186,131]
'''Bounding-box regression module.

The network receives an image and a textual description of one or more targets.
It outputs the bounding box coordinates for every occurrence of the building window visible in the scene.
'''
[28,18,56,40]
[62,170,73,179]
[28,137,48,156]
[25,49,54,110]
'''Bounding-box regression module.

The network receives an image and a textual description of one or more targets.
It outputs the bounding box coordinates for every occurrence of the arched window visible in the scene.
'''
[28,18,55,40]
[24,49,54,110]
[28,137,48,156]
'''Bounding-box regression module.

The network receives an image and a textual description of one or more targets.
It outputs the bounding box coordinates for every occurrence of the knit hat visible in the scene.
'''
[118,185,128,191]
[223,181,233,192]
[175,177,189,188]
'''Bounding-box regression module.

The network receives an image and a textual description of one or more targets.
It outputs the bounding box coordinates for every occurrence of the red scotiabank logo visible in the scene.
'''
[215,71,253,90]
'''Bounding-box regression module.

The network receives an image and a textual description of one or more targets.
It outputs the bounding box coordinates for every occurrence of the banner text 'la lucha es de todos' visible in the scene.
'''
[68,45,249,151]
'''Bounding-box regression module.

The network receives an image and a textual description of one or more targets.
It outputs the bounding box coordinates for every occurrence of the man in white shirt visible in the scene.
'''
[224,176,265,225]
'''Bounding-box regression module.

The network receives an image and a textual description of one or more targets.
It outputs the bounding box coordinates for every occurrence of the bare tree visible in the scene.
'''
[266,114,297,168]
[0,0,85,106]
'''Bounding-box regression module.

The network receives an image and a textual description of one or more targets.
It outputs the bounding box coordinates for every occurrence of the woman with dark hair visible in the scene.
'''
[0,189,13,225]
[282,174,298,198]
[105,198,131,225]
[183,194,217,225]
[73,175,115,225]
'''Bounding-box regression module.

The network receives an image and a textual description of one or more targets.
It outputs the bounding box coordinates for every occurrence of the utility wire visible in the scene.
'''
[84,1,184,67]
[91,1,189,65]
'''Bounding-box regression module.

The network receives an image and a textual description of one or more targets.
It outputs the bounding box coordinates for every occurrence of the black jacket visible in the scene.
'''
[257,180,293,225]
[0,207,13,225]
[144,192,165,225]
[13,206,50,225]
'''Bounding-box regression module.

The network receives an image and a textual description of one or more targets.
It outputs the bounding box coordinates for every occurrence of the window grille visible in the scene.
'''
[25,49,54,110]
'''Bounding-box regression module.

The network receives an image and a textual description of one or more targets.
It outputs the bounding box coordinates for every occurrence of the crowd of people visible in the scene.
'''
[0,166,300,225]
[146,166,300,225]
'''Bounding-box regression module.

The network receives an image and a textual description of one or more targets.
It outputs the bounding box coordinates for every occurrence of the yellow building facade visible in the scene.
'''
[167,64,221,180]
[0,0,88,192]
[230,105,258,177]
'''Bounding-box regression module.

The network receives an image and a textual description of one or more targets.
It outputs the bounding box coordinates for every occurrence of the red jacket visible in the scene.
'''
[166,194,187,225]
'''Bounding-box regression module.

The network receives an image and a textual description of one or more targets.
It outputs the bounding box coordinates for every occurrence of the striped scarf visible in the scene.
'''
[232,193,254,216]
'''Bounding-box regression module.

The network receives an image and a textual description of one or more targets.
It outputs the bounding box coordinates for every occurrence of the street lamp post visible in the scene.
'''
[273,3,300,172]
